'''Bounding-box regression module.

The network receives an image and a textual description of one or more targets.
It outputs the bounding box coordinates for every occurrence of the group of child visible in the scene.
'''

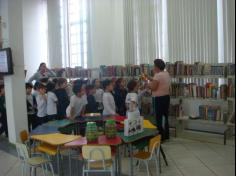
[25,77,145,131]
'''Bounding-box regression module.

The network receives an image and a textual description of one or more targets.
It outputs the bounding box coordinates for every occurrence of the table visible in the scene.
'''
[65,135,122,176]
[30,125,59,135]
[31,133,80,176]
[118,128,158,176]
[43,119,73,128]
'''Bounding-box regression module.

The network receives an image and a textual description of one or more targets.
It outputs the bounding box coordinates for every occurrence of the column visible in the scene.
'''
[4,0,28,143]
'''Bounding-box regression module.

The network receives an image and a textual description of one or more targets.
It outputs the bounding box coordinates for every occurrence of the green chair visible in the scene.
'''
[15,143,55,176]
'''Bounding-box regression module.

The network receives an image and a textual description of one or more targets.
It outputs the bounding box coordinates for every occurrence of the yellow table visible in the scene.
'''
[31,133,80,176]
[143,120,157,129]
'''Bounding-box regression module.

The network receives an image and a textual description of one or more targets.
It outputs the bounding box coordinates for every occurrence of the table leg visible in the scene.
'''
[129,143,134,176]
[118,145,121,176]
[69,149,72,176]
[57,147,61,176]
[160,145,168,166]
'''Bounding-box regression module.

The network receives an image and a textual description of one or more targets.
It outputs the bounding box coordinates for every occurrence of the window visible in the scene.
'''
[60,0,88,68]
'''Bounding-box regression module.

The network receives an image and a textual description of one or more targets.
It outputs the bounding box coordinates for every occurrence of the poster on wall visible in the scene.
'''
[0,50,8,73]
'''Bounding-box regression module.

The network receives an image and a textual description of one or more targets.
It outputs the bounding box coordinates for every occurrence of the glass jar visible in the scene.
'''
[86,122,98,142]
[105,120,117,139]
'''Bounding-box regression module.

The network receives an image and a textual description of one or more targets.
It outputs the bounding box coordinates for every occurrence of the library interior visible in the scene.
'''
[0,0,235,176]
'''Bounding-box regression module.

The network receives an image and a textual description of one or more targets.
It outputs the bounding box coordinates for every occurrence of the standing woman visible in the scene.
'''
[28,63,56,83]
[148,59,171,141]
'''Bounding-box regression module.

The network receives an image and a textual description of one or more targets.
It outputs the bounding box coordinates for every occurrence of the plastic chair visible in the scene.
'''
[82,145,115,176]
[19,130,43,156]
[15,143,55,176]
[133,135,161,176]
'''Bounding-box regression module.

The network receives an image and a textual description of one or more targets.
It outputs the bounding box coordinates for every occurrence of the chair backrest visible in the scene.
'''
[15,143,30,161]
[19,130,29,144]
[149,135,161,154]
[82,145,112,161]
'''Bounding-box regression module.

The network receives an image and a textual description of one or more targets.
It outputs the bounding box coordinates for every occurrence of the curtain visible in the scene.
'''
[167,0,218,64]
[219,0,235,63]
[123,0,166,65]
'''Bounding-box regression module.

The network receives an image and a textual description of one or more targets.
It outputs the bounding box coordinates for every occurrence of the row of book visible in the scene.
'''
[51,67,93,78]
[170,83,234,99]
[100,64,154,77]
[51,62,235,79]
[199,105,222,121]
[166,62,235,77]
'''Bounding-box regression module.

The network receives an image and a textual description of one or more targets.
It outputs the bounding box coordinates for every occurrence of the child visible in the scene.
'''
[102,80,117,116]
[85,85,98,113]
[114,78,127,116]
[126,80,140,119]
[36,83,47,126]
[54,78,70,119]
[32,81,40,98]
[46,82,58,121]
[0,85,8,137]
[67,81,87,119]
[26,83,37,131]
[93,79,104,113]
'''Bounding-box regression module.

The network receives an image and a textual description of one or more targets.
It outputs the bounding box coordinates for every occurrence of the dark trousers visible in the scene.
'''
[0,112,8,137]
[28,114,37,132]
[35,116,48,128]
[153,95,170,140]
[47,115,56,122]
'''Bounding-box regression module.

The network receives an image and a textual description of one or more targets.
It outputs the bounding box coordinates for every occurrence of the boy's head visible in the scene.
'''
[93,79,101,88]
[115,78,125,89]
[103,79,114,92]
[46,82,56,92]
[86,85,96,95]
[73,82,85,97]
[34,81,40,91]
[57,78,68,89]
[127,80,139,93]
[0,85,5,96]
[38,83,47,95]
[25,83,33,95]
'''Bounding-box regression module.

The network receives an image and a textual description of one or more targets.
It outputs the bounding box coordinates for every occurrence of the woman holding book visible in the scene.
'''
[28,63,56,83]
[147,59,171,141]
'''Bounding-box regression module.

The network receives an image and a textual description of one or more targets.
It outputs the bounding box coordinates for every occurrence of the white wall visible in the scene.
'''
[23,0,48,80]
[89,0,125,67]
[0,0,9,48]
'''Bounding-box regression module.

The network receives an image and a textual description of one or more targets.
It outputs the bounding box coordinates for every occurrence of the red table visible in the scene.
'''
[64,135,122,147]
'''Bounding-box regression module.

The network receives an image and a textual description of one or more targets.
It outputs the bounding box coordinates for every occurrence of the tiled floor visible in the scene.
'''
[0,137,235,176]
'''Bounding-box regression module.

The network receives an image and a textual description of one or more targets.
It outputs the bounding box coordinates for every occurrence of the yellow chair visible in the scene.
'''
[133,135,161,176]
[15,143,55,176]
[82,145,115,176]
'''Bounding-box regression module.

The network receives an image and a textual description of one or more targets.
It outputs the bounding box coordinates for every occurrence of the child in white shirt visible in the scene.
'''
[46,82,58,121]
[93,79,104,113]
[126,80,140,120]
[36,83,47,126]
[102,80,117,116]
[67,81,87,119]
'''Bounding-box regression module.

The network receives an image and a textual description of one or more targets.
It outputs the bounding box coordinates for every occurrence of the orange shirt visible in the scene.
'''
[152,71,171,97]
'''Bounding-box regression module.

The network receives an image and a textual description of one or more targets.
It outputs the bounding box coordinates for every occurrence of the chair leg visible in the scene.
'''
[155,157,159,175]
[137,160,141,173]
[31,167,35,176]
[41,164,46,176]
[145,161,150,176]
[159,151,162,173]
[48,162,55,176]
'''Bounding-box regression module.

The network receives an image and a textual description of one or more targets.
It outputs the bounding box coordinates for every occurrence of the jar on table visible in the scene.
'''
[86,122,98,142]
[105,120,117,139]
